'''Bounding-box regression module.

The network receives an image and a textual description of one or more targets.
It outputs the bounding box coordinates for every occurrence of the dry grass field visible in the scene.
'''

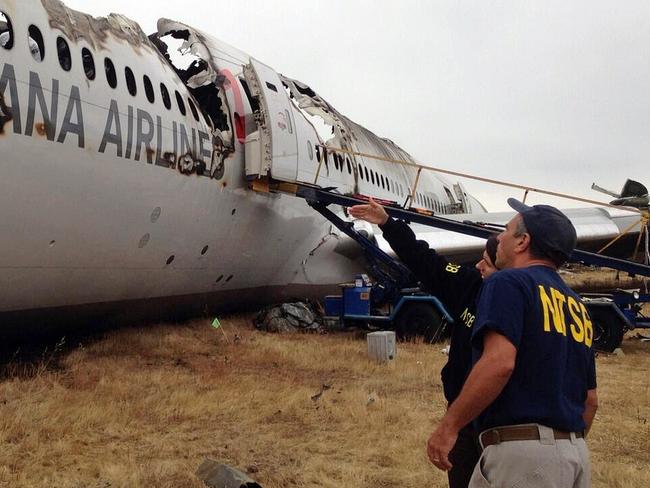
[562,264,649,292]
[1,311,649,488]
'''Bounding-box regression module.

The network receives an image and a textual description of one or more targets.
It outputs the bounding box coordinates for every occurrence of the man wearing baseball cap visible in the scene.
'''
[427,198,598,488]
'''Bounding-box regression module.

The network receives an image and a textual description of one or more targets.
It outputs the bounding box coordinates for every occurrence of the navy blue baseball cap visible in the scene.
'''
[507,198,577,265]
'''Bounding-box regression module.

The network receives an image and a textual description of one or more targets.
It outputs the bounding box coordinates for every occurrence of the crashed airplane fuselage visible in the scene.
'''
[0,0,640,325]
[0,0,487,322]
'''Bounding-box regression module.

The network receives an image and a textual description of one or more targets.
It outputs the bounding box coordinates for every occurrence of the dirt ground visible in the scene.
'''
[1,313,649,488]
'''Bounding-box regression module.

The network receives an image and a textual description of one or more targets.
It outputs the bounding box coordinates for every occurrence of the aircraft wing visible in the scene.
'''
[374,205,643,263]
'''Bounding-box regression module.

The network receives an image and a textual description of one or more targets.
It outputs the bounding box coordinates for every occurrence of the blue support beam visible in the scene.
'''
[295,185,650,278]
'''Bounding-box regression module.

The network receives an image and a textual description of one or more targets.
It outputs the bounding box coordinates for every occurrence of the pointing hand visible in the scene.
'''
[348,198,389,225]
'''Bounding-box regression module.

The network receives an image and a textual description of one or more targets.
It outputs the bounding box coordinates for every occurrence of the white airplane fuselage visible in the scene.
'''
[0,0,488,321]
[0,1,640,327]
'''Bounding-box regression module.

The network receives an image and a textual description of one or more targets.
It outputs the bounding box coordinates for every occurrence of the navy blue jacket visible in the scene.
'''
[380,218,482,403]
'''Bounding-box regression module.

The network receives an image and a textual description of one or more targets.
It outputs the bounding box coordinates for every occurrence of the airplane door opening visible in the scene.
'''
[243,59,298,182]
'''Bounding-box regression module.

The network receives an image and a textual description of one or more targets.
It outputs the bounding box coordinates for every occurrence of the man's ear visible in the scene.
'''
[514,232,531,254]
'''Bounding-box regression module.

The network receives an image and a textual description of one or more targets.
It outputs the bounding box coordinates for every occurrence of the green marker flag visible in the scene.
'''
[211,317,221,329]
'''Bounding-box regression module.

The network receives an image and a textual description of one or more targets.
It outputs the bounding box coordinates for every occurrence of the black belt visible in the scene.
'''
[480,425,584,448]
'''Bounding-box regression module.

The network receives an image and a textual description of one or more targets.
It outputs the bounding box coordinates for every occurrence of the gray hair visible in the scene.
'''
[514,216,528,237]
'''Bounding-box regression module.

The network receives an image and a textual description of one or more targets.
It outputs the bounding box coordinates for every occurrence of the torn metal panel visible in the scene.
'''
[41,0,153,52]
[281,75,419,193]
[153,19,235,162]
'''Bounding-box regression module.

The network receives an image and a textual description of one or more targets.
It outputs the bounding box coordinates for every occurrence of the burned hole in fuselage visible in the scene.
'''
[152,30,231,133]
[0,11,14,50]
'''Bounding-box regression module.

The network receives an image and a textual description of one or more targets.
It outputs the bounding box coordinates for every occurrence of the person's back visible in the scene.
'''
[474,265,595,433]
[426,198,597,488]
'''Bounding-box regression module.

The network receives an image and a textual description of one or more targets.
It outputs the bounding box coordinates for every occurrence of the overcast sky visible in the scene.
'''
[64,0,649,211]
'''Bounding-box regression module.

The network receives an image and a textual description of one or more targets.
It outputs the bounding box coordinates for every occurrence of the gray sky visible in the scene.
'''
[65,0,650,211]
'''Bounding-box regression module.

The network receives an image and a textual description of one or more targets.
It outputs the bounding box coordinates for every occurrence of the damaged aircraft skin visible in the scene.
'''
[0,0,641,327]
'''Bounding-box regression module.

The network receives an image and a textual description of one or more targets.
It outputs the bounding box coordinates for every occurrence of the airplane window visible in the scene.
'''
[56,36,71,71]
[175,91,186,115]
[381,175,386,189]
[125,67,137,96]
[188,99,200,121]
[364,167,369,182]
[371,171,376,185]
[0,12,14,50]
[28,25,45,62]
[82,48,95,80]
[338,154,344,172]
[143,75,155,103]
[160,83,171,110]
[346,157,352,175]
[104,58,117,88]
[265,82,277,93]
[359,165,365,180]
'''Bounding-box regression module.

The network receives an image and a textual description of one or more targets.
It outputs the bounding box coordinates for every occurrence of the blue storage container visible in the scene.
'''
[343,286,371,316]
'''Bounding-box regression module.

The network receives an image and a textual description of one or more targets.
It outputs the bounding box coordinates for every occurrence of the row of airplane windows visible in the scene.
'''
[0,12,202,123]
[319,149,448,212]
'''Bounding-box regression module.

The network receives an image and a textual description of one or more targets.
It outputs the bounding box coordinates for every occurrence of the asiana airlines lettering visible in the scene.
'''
[538,285,593,347]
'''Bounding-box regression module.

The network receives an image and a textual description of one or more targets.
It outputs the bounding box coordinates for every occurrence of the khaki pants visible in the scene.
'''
[469,424,590,488]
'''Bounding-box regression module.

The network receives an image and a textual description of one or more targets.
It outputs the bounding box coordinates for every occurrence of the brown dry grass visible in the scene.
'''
[562,264,649,292]
[1,316,650,488]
